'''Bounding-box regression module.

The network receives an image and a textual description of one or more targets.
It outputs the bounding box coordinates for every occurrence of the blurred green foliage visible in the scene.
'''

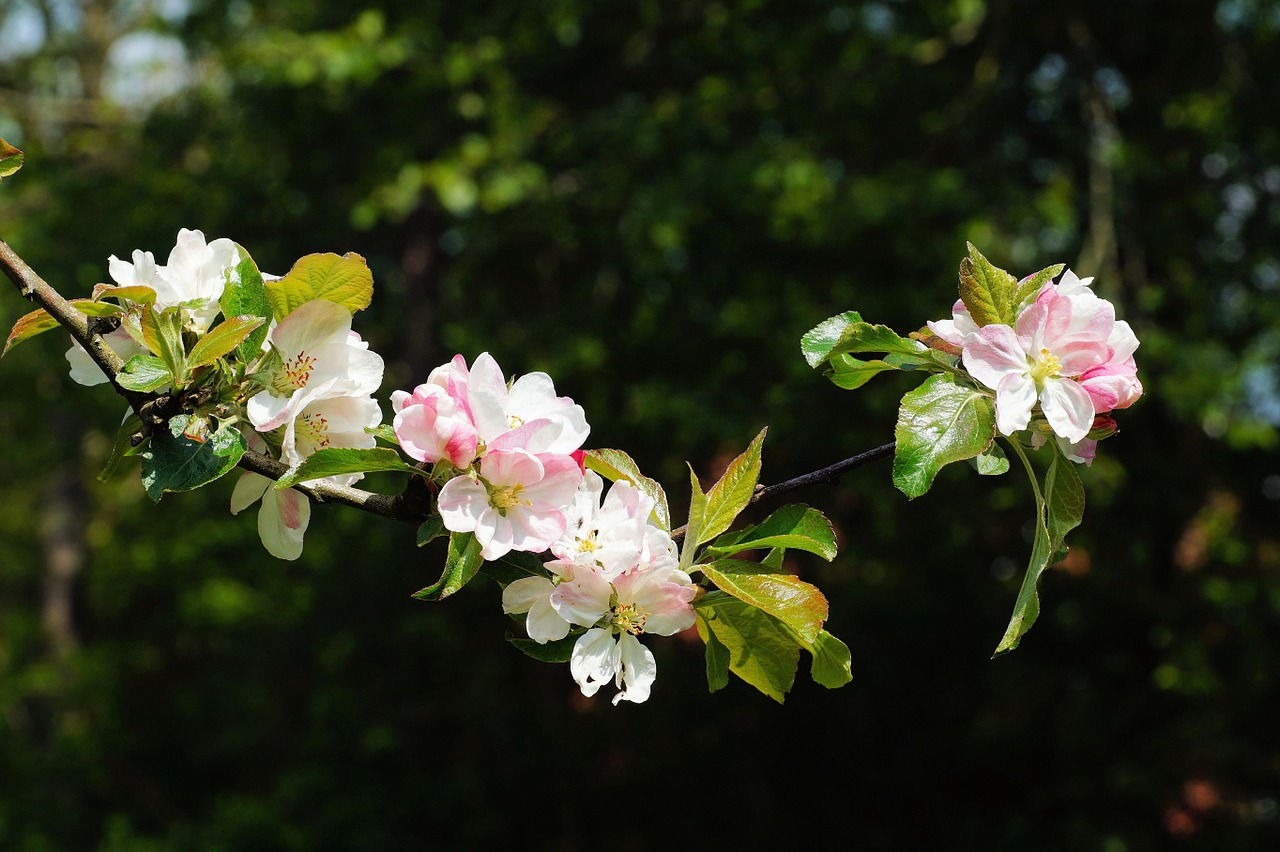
[2,0,1279,849]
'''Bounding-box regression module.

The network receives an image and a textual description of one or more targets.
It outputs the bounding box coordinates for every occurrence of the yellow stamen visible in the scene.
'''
[611,602,648,635]
[273,351,318,395]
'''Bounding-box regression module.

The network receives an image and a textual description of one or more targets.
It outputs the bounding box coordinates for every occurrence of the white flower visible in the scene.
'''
[230,470,311,561]
[550,471,672,578]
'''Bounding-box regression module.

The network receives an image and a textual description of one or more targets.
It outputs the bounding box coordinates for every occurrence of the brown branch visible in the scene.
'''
[0,236,429,526]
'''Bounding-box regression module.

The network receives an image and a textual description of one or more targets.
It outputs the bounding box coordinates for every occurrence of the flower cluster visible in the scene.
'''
[394,356,698,703]
[929,269,1143,464]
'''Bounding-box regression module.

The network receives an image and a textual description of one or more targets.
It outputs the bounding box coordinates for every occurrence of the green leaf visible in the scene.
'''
[892,373,996,498]
[706,504,837,562]
[187,315,266,370]
[94,284,157,305]
[583,448,670,530]
[1012,262,1066,309]
[679,465,709,572]
[703,627,732,693]
[98,414,145,482]
[698,559,829,645]
[801,310,862,368]
[481,550,549,587]
[140,416,246,502]
[367,423,399,445]
[140,307,187,386]
[694,592,799,703]
[265,252,373,319]
[219,247,274,361]
[699,427,767,546]
[116,354,172,392]
[0,138,23,180]
[827,321,927,362]
[805,630,853,689]
[969,441,1010,476]
[993,442,1085,657]
[507,632,581,664]
[274,447,417,489]
[416,515,446,547]
[958,242,1018,327]
[3,299,121,356]
[828,354,899,390]
[412,531,483,601]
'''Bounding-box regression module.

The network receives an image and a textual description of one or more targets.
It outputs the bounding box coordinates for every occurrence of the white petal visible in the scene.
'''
[229,471,270,514]
[525,596,572,643]
[257,488,310,561]
[271,299,352,357]
[1040,378,1095,443]
[613,633,657,704]
[570,628,620,698]
[994,373,1037,435]
[502,576,554,615]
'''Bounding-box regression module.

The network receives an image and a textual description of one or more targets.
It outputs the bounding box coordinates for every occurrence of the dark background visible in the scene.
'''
[1,1,1278,849]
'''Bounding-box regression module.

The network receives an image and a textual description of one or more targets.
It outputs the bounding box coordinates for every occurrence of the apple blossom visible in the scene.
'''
[963,283,1113,443]
[437,448,583,560]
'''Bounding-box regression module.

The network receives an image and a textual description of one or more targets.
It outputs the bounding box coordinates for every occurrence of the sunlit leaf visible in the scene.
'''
[958,241,1017,327]
[698,558,828,645]
[187,315,267,370]
[98,413,145,482]
[0,138,23,181]
[116,354,172,392]
[892,373,996,498]
[801,310,862,368]
[699,427,767,545]
[265,251,373,318]
[584,447,670,530]
[694,591,799,703]
[706,504,837,562]
[3,299,121,356]
[274,447,417,489]
[220,246,274,361]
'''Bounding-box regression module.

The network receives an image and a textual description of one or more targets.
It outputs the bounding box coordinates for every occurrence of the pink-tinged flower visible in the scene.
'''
[246,299,384,434]
[391,384,478,468]
[550,471,675,578]
[927,299,980,348]
[279,390,383,479]
[561,564,698,705]
[437,448,583,560]
[963,284,1113,443]
[1078,320,1143,413]
[230,471,311,561]
[465,352,590,454]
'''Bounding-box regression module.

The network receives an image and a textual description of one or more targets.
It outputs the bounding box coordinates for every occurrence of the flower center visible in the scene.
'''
[1028,347,1062,385]
[489,483,527,512]
[507,414,525,429]
[297,412,331,449]
[610,602,648,635]
[273,351,318,395]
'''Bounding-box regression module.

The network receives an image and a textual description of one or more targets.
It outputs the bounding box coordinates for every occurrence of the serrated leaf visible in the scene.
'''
[507,632,581,664]
[969,441,1010,475]
[274,447,417,489]
[707,504,837,561]
[413,531,483,601]
[265,251,373,319]
[3,299,121,356]
[116,354,172,392]
[583,448,670,530]
[698,559,828,644]
[481,550,549,587]
[892,373,996,498]
[220,247,274,361]
[0,138,23,180]
[958,242,1017,327]
[140,416,246,501]
[98,413,145,482]
[416,515,446,547]
[801,310,862,368]
[1012,262,1066,308]
[828,354,900,390]
[828,321,927,362]
[698,427,767,547]
[187,315,266,370]
[367,423,399,445]
[694,592,799,703]
[679,465,708,572]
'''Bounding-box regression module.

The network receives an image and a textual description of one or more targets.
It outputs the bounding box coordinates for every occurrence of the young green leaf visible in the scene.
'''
[220,247,275,361]
[584,448,671,530]
[803,630,853,689]
[679,465,709,572]
[416,515,446,547]
[0,138,23,181]
[264,251,373,319]
[892,373,997,498]
[367,423,399,445]
[968,441,1010,476]
[412,531,483,601]
[116,354,172,392]
[828,321,927,362]
[1012,262,1066,309]
[801,310,862,368]
[187,315,266,370]
[139,307,188,386]
[958,242,1018,327]
[274,447,419,489]
[698,427,767,546]
[698,558,828,644]
[828,355,900,390]
[706,504,837,562]
[703,627,732,693]
[694,591,800,703]
[3,299,121,356]
[140,416,246,501]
